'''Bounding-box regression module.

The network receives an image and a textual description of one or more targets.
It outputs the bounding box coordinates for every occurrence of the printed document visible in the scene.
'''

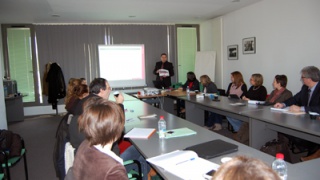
[159,69,169,76]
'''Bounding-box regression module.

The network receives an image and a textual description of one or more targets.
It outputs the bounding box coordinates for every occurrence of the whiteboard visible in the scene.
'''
[194,51,216,81]
[98,44,146,88]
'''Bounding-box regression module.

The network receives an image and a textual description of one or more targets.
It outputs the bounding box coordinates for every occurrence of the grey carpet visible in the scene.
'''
[8,114,63,180]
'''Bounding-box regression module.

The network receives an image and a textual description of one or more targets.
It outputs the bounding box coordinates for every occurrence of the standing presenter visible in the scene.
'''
[153,53,174,89]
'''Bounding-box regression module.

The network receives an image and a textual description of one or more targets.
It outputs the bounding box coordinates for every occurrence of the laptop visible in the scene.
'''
[152,80,163,89]
[184,139,238,159]
[228,94,240,99]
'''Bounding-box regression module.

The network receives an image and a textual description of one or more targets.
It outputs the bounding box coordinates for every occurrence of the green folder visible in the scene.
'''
[165,127,197,139]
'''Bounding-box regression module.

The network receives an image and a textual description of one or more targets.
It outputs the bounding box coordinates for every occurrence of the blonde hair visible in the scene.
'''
[212,156,280,180]
[200,75,212,86]
[251,73,264,86]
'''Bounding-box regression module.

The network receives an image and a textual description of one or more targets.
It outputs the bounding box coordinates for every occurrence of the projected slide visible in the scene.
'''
[98,44,146,88]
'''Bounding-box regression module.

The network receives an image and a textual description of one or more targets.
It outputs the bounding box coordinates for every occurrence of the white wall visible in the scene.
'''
[24,105,66,116]
[0,28,8,129]
[200,17,223,88]
[201,0,320,94]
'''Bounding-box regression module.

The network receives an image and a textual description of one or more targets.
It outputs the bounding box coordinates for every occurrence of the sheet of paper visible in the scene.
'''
[125,117,140,125]
[159,69,169,76]
[270,107,290,112]
[230,102,246,106]
[270,107,305,115]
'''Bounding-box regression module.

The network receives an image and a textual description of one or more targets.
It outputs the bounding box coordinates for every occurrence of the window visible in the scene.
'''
[2,25,39,104]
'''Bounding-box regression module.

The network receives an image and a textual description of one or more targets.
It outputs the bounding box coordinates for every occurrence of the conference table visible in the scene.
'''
[175,95,320,149]
[122,99,319,180]
[243,108,320,149]
[179,94,263,126]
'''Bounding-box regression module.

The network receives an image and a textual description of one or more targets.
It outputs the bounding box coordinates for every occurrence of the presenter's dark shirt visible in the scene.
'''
[153,61,174,88]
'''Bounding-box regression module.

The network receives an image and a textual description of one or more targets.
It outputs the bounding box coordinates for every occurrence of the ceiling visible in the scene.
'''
[0,0,261,24]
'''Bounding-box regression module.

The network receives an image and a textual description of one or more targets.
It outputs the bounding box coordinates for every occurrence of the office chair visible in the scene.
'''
[0,138,28,180]
[124,159,143,180]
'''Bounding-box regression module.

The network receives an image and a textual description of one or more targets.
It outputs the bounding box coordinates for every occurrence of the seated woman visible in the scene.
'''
[65,78,81,111]
[227,73,267,144]
[265,75,292,105]
[65,84,89,114]
[212,156,280,180]
[181,71,200,91]
[200,75,223,130]
[66,98,127,179]
[179,72,200,114]
[242,73,267,101]
[226,71,247,99]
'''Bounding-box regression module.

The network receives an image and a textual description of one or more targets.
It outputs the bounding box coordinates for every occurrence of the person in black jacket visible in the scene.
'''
[274,66,320,161]
[181,71,200,91]
[153,53,174,88]
[179,72,200,115]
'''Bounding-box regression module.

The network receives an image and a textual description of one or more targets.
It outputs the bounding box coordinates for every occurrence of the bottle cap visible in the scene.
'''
[160,116,164,119]
[276,153,284,159]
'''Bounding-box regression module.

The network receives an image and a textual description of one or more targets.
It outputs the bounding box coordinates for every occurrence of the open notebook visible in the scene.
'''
[147,150,219,180]
[184,139,238,159]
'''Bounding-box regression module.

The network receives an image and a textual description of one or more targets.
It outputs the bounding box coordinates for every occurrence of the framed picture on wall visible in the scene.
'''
[227,45,238,60]
[242,37,256,54]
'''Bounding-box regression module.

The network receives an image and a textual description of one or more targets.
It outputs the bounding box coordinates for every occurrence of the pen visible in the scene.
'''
[126,118,134,122]
[175,158,195,165]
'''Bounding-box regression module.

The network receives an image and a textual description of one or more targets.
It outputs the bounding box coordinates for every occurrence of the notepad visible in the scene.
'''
[165,128,197,139]
[184,139,238,159]
[124,128,156,139]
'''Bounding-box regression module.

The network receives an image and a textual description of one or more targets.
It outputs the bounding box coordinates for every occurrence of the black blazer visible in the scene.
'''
[284,83,320,113]
[153,61,174,88]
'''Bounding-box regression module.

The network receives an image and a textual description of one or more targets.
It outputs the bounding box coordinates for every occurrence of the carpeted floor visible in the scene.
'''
[8,114,63,180]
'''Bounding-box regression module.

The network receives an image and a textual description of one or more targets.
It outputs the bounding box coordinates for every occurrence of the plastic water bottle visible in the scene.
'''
[158,116,166,139]
[186,86,190,96]
[272,153,288,180]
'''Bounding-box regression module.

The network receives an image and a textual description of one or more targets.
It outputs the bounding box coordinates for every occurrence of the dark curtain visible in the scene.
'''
[35,24,176,106]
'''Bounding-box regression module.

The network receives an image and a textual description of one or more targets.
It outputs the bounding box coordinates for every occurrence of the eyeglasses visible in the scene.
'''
[301,76,307,79]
